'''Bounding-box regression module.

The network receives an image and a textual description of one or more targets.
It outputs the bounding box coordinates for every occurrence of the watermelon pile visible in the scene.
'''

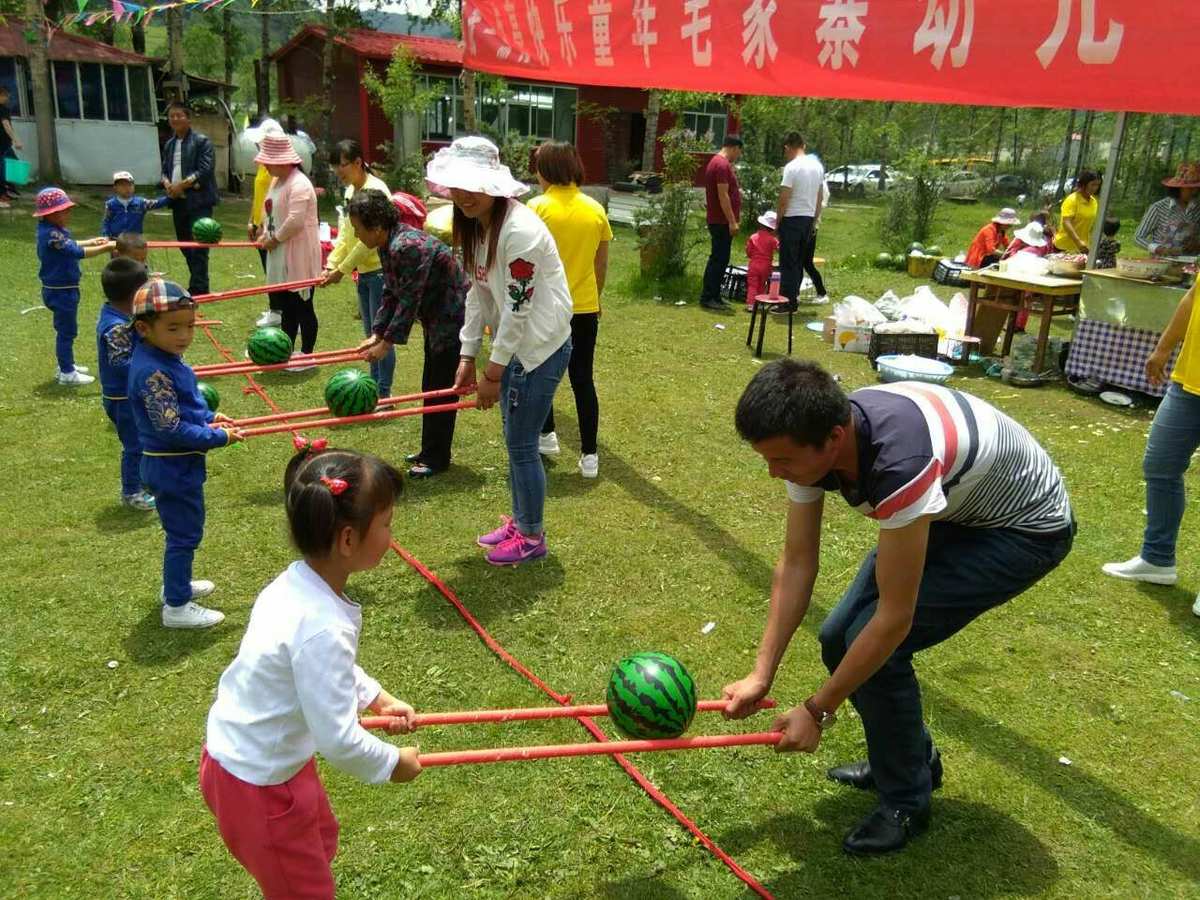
[325,368,379,418]
[192,217,223,245]
[247,327,293,366]
[606,651,698,739]
[874,252,893,269]
[197,381,219,413]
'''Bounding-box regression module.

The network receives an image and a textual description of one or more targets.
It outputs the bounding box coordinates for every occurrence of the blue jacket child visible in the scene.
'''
[128,278,241,629]
[102,171,169,237]
[98,258,155,510]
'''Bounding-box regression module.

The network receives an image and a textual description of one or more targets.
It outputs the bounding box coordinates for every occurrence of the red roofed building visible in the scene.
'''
[272,26,734,185]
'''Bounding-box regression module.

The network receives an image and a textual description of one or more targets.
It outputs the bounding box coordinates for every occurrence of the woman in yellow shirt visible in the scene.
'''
[1103,284,1200,618]
[1053,170,1101,253]
[527,142,612,479]
[245,118,283,326]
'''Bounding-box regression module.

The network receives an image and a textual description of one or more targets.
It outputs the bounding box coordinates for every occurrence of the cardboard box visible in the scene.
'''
[833,324,873,353]
[822,316,836,343]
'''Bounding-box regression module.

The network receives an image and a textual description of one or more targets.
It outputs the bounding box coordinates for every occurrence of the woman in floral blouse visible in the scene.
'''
[350,189,468,478]
[432,137,574,567]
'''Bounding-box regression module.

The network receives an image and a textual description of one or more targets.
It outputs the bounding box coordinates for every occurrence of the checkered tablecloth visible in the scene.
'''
[1065,318,1179,397]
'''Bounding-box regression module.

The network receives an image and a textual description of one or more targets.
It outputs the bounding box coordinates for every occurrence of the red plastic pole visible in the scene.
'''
[417,732,783,768]
[241,400,478,437]
[361,699,775,731]
[192,350,364,377]
[193,278,324,305]
[146,240,260,249]
[229,387,467,427]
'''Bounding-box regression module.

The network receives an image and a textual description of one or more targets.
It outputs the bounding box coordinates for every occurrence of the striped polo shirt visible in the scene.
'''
[786,384,1071,534]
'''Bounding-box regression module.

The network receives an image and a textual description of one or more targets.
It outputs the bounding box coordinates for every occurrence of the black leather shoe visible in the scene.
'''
[405,452,424,464]
[700,299,732,312]
[827,749,943,792]
[842,805,931,856]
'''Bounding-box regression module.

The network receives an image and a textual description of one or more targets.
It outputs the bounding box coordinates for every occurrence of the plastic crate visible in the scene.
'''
[868,330,940,368]
[933,258,971,286]
[907,254,942,278]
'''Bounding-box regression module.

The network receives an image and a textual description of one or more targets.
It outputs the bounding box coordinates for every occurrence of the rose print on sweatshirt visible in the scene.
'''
[507,258,535,312]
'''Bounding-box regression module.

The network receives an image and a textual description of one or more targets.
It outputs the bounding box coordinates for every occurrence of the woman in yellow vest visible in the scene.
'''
[527,142,612,479]
[1103,283,1200,618]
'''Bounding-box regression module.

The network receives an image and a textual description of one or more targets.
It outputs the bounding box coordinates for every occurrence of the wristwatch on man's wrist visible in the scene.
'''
[804,696,837,731]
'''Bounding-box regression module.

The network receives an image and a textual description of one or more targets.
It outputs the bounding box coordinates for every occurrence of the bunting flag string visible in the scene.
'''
[64,0,301,27]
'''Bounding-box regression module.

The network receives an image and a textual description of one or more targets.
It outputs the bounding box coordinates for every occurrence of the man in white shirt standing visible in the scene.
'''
[776,133,828,308]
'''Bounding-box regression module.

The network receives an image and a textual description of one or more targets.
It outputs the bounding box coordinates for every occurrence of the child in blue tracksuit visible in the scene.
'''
[34,187,115,385]
[102,171,169,238]
[129,278,243,629]
[98,258,156,512]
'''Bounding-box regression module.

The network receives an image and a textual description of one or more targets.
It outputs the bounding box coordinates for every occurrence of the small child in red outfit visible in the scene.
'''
[745,210,779,311]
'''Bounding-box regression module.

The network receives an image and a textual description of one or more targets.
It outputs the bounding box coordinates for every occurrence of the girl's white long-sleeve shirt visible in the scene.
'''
[205,561,400,786]
[458,201,573,371]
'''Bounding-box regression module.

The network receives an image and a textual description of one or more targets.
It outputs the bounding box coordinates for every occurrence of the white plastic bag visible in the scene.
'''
[834,295,887,326]
[874,289,903,322]
[898,285,952,333]
[946,292,969,337]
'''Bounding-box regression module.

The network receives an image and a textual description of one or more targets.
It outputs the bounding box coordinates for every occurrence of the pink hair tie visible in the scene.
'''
[319,476,349,496]
[293,435,328,455]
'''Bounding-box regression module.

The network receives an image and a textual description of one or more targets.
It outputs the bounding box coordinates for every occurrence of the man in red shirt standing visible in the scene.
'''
[700,135,743,311]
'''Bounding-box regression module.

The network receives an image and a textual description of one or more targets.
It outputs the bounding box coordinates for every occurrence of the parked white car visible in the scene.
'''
[828,164,893,195]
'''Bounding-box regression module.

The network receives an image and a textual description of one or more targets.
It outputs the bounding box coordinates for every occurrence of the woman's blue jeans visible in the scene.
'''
[356,270,394,397]
[500,339,571,536]
[1141,382,1200,567]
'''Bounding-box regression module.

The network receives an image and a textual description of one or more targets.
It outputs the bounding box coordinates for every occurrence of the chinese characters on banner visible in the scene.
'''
[461,0,1200,116]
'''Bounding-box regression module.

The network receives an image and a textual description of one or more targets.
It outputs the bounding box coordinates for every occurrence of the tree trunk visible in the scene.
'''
[1055,109,1077,200]
[642,90,661,172]
[221,8,235,107]
[320,0,336,188]
[25,0,59,181]
[990,109,1004,188]
[258,11,270,116]
[877,101,894,191]
[1164,117,1180,173]
[1012,108,1021,170]
[132,20,146,55]
[1077,110,1095,169]
[461,68,477,133]
[166,8,185,101]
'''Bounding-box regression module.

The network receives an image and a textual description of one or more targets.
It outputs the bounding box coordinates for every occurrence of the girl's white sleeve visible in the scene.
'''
[293,628,400,784]
[459,283,486,358]
[353,665,382,711]
[489,227,547,367]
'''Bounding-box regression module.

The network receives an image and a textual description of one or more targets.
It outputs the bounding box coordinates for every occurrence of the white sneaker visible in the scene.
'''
[57,369,95,385]
[73,365,90,374]
[122,490,157,511]
[815,295,830,305]
[1101,556,1177,586]
[539,431,561,456]
[256,310,281,328]
[579,453,599,479]
[162,601,225,629]
[160,579,216,602]
[284,353,317,373]
[1193,593,1200,618]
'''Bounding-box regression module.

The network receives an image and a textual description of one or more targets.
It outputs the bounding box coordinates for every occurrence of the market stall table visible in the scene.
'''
[963,269,1082,373]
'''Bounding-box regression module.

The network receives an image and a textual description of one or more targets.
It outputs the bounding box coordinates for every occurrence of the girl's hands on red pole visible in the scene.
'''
[390,746,422,783]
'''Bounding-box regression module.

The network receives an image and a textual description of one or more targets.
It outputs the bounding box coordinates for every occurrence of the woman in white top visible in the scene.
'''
[201,446,420,899]
[433,137,573,566]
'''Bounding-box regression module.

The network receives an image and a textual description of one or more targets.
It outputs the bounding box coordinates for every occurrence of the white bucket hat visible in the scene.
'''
[992,207,1021,226]
[1012,220,1048,248]
[243,117,284,147]
[425,136,529,199]
[757,210,778,230]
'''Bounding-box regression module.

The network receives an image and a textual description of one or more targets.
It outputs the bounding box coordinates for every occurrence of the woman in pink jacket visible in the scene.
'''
[256,134,322,371]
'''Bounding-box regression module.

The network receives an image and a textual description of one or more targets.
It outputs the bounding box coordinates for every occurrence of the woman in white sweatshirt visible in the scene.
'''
[433,137,574,567]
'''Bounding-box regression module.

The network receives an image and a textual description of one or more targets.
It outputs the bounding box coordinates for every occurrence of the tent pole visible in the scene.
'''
[1089,111,1128,268]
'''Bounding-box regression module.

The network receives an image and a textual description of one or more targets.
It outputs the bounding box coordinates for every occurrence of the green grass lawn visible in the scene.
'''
[1,190,1197,899]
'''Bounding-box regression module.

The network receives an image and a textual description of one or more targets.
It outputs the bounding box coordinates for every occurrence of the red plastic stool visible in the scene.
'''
[746,295,794,358]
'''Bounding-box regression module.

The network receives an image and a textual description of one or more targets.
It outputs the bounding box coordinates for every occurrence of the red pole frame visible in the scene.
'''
[147,240,260,249]
[241,400,479,437]
[192,350,366,377]
[193,278,324,305]
[230,387,469,427]
[417,732,783,768]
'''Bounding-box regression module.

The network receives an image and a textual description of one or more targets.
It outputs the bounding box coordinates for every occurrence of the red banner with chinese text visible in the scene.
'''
[462,1,1200,116]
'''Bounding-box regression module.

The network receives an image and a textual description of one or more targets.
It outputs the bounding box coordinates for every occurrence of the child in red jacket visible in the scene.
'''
[745,210,779,311]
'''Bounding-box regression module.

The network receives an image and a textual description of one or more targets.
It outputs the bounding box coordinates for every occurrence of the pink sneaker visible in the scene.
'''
[486,532,548,567]
[477,516,517,547]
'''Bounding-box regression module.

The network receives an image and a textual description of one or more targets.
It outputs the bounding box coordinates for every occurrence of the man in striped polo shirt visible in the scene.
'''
[723,359,1074,855]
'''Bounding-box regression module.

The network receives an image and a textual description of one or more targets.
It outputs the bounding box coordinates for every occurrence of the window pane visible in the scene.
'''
[535,106,552,139]
[509,103,530,137]
[128,66,151,122]
[711,115,726,145]
[54,61,80,118]
[0,58,19,116]
[553,88,575,143]
[80,62,104,120]
[23,60,34,117]
[103,65,128,121]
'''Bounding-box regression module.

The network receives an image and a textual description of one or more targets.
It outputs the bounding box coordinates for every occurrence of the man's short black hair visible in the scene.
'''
[736,359,850,447]
[722,135,744,149]
[101,257,149,305]
[784,132,806,149]
[166,100,192,118]
[1102,217,1121,237]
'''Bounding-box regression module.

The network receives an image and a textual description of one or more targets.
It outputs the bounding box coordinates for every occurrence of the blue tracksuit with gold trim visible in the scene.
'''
[128,341,229,605]
[97,303,141,496]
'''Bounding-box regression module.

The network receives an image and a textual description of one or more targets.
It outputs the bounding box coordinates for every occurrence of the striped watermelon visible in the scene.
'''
[192,217,223,244]
[325,368,379,418]
[197,381,219,413]
[247,327,293,365]
[606,652,698,739]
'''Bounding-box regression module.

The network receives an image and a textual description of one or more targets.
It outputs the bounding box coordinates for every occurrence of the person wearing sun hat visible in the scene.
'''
[34,187,115,385]
[128,278,242,629]
[432,136,573,566]
[1134,162,1200,257]
[1001,219,1050,260]
[255,132,322,371]
[744,209,780,311]
[966,207,1019,268]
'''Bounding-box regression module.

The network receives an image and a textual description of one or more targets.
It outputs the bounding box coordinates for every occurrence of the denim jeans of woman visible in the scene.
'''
[500,339,572,536]
[356,270,394,397]
[1140,382,1200,566]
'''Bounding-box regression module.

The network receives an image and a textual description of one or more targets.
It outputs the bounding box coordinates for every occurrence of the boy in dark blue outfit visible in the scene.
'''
[129,279,243,629]
[98,258,156,512]
[34,187,115,385]
[102,171,169,238]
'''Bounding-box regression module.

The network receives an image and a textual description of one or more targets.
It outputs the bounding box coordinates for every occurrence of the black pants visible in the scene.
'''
[172,204,212,296]
[272,288,318,355]
[542,312,599,455]
[418,332,461,470]
[802,227,827,297]
[0,146,16,196]
[779,215,816,305]
[700,224,733,305]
